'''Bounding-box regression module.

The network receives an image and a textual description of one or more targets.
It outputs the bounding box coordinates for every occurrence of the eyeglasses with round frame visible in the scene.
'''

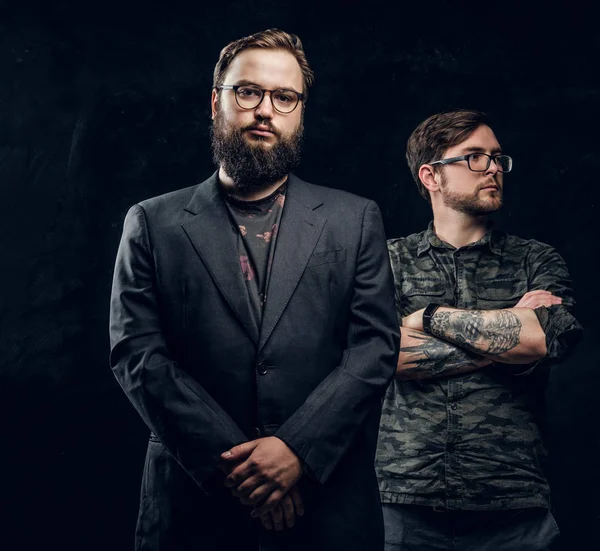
[429,153,513,173]
[217,84,304,114]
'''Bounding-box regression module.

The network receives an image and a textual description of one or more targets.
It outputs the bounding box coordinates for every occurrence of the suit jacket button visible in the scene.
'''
[257,363,268,375]
[253,427,262,438]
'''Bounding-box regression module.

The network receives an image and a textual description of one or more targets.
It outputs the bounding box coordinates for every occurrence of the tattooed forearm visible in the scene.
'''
[397,329,491,380]
[430,310,451,336]
[430,308,522,357]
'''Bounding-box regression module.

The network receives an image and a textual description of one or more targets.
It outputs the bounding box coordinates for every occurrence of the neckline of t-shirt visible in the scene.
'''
[224,180,288,207]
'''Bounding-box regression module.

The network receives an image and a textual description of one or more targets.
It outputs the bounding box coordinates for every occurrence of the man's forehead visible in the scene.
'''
[224,48,303,90]
[454,124,502,152]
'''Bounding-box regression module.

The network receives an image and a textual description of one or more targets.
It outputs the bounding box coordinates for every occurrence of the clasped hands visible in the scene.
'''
[218,436,304,532]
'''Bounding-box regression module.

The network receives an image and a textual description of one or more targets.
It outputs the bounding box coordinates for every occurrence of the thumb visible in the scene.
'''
[221,440,259,460]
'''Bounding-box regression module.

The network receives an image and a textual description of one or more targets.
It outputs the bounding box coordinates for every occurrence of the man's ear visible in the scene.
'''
[211,88,218,120]
[419,164,441,195]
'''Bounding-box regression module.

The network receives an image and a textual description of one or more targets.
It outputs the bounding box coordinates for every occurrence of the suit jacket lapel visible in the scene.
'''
[259,174,326,352]
[181,172,260,344]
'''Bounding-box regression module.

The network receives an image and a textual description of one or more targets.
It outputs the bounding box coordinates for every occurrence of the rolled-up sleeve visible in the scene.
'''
[524,244,583,371]
[533,304,582,363]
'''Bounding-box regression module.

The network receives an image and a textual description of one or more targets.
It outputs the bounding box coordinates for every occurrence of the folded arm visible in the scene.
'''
[422,244,584,368]
[403,280,578,366]
[398,290,564,376]
[404,303,548,364]
[395,244,582,379]
[427,305,547,364]
[396,326,492,380]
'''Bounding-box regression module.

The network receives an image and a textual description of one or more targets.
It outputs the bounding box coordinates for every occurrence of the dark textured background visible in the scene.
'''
[0,1,598,549]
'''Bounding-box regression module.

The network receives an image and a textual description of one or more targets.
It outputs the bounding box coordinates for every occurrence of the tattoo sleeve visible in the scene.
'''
[430,308,522,357]
[398,328,491,380]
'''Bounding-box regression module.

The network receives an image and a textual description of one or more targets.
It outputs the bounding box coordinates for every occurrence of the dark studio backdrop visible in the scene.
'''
[0,0,598,549]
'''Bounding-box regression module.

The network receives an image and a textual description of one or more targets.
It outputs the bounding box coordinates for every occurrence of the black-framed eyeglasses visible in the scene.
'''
[430,153,513,173]
[217,84,304,114]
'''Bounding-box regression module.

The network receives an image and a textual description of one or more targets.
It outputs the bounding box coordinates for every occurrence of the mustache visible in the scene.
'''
[478,177,502,191]
[241,120,280,137]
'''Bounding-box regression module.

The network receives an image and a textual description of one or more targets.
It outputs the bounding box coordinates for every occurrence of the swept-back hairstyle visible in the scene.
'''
[213,28,314,100]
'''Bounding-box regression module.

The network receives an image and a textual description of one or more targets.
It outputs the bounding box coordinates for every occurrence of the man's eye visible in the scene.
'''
[238,87,261,98]
[470,153,482,161]
[274,92,294,103]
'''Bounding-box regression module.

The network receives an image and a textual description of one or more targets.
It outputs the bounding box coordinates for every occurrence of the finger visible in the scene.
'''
[289,485,304,517]
[533,300,562,309]
[242,483,274,506]
[518,296,562,309]
[217,459,241,475]
[517,291,554,305]
[221,440,260,461]
[224,459,258,488]
[539,298,562,305]
[253,490,284,517]
[259,512,273,531]
[230,474,264,498]
[270,504,284,532]
[529,297,562,307]
[519,301,543,308]
[281,495,296,528]
[530,294,560,300]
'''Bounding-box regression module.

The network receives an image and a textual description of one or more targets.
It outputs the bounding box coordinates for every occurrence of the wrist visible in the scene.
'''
[423,303,441,335]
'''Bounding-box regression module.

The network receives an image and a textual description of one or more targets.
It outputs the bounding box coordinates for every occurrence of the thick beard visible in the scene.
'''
[440,171,503,216]
[210,111,303,191]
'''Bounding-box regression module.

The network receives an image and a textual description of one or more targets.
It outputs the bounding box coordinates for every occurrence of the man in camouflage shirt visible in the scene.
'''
[376,110,582,550]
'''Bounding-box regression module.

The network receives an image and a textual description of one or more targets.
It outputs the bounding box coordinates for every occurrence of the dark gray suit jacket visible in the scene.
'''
[109,172,399,550]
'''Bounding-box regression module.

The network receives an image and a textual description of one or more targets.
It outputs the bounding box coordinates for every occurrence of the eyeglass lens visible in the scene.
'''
[468,154,512,172]
[236,86,299,113]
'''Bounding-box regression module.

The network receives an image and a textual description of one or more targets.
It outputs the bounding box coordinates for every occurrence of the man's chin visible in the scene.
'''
[476,199,503,214]
[448,197,502,216]
[487,196,503,209]
[475,192,502,208]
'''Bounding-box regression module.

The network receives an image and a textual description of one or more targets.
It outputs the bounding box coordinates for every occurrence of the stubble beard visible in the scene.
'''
[440,171,503,216]
[210,110,304,192]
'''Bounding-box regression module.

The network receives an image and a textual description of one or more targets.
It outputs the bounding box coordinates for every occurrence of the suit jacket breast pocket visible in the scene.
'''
[296,248,347,332]
[306,247,347,268]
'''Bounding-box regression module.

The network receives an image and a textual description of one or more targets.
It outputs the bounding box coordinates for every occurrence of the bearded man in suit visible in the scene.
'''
[109,28,399,551]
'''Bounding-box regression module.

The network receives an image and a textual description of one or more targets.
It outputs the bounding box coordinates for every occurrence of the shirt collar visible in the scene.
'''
[417,221,505,256]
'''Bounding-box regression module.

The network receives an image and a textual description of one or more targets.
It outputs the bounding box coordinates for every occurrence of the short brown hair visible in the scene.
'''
[406,110,490,201]
[213,29,315,100]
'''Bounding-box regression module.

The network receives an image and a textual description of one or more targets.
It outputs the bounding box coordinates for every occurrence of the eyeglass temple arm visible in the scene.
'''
[429,155,468,166]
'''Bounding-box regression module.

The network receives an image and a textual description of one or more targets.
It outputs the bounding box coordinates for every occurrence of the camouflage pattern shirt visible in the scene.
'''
[376,222,582,510]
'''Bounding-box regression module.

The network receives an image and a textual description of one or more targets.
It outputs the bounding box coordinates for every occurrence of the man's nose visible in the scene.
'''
[486,158,500,175]
[254,91,275,119]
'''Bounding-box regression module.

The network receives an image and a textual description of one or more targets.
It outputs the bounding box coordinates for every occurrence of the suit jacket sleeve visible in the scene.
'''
[109,204,248,490]
[275,200,400,484]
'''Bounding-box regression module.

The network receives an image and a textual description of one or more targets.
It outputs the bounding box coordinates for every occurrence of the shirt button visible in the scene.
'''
[450,402,458,410]
[257,363,268,375]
